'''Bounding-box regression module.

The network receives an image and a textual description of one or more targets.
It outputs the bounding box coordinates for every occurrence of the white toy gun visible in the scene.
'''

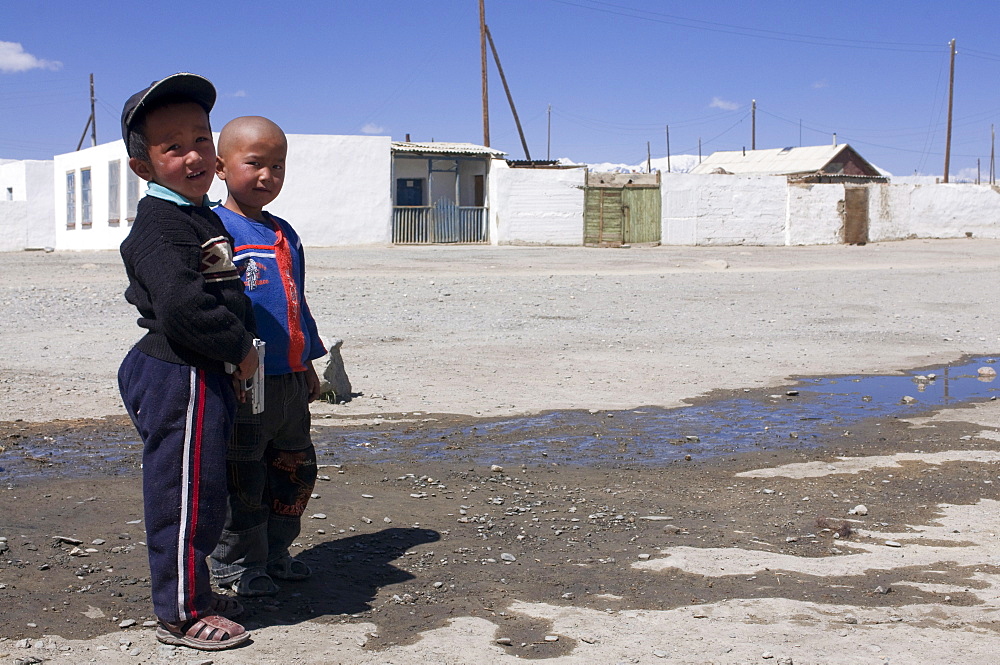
[225,339,265,414]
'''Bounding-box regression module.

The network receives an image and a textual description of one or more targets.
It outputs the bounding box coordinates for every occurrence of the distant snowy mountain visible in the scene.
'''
[557,154,702,174]
[555,154,963,182]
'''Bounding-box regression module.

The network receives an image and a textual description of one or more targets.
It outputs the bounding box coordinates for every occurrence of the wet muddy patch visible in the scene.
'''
[2,355,998,481]
[315,354,1000,467]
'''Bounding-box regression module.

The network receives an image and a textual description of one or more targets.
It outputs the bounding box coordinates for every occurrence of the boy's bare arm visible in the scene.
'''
[305,362,321,402]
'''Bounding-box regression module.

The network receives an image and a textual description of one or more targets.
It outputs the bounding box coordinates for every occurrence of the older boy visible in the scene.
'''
[209,116,326,597]
[118,73,255,650]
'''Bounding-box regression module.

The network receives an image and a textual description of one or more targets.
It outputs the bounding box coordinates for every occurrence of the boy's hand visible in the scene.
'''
[305,363,322,402]
[234,346,259,380]
[232,375,247,403]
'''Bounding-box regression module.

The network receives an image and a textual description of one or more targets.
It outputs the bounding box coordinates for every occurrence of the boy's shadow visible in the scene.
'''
[244,527,440,627]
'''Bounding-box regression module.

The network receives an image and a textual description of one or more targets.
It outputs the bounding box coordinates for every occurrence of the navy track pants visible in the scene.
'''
[118,347,236,623]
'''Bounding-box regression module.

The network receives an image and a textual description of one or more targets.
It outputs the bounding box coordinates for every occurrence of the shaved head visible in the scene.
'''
[216,115,288,220]
[218,116,286,157]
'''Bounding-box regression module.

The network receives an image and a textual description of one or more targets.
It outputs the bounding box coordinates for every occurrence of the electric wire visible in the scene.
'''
[546,0,945,53]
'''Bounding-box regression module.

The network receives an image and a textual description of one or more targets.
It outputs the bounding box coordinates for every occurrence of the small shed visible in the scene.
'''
[391,141,506,244]
[690,144,886,183]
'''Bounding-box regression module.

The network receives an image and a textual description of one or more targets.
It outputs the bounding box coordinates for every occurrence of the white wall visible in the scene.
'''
[868,183,911,242]
[213,134,393,247]
[489,161,586,245]
[662,177,1000,246]
[0,201,28,251]
[870,183,1000,241]
[0,163,29,251]
[786,183,844,245]
[24,160,55,248]
[0,159,54,249]
[662,174,789,245]
[0,161,27,200]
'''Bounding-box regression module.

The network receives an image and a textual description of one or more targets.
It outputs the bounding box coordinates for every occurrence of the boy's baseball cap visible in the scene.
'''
[120,73,217,156]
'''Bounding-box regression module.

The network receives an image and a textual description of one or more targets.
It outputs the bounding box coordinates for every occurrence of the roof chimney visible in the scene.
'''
[405,133,411,142]
[832,133,837,147]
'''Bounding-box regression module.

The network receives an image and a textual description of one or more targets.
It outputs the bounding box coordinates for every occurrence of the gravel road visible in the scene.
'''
[4,239,1000,665]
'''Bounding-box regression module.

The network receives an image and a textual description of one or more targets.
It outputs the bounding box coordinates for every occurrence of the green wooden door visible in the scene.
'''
[622,187,661,245]
[584,188,624,246]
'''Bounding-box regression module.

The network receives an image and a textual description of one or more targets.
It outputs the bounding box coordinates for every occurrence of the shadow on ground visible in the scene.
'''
[241,527,441,628]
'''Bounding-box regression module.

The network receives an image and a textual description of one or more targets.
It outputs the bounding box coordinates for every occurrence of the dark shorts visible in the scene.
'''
[229,371,312,462]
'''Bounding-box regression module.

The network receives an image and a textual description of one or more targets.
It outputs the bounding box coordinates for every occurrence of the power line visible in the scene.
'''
[546,0,945,53]
[551,105,745,134]
[959,47,1000,62]
[675,112,749,154]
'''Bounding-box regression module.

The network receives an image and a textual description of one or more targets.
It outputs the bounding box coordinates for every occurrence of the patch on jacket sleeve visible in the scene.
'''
[200,236,240,283]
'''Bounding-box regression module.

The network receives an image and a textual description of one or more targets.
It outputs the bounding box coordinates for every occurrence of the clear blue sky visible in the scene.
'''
[5,1,1000,178]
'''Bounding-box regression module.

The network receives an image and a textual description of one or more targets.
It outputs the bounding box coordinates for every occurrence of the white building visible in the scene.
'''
[53,134,393,251]
[54,141,140,251]
[0,158,54,251]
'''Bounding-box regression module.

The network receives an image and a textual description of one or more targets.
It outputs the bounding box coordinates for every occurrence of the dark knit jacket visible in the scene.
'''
[120,196,256,373]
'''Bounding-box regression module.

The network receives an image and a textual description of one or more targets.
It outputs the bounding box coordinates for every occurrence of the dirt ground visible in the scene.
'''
[3,240,1000,665]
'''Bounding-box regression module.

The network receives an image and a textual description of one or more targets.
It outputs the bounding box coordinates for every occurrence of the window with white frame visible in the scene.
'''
[66,171,76,229]
[126,167,140,224]
[108,160,121,226]
[81,168,92,229]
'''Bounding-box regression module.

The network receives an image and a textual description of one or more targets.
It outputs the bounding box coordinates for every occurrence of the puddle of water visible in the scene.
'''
[3,356,998,480]
[315,355,1000,467]
[1,429,141,481]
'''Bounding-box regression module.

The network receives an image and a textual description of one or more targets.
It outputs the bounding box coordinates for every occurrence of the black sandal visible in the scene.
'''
[209,592,245,619]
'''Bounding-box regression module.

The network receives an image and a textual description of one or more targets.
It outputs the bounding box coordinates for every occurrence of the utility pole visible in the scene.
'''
[665,125,671,173]
[480,0,489,147]
[89,74,96,146]
[751,99,756,151]
[990,124,995,185]
[698,137,702,163]
[799,118,802,147]
[485,25,530,160]
[646,141,651,173]
[943,38,956,183]
[547,104,551,161]
[76,73,96,151]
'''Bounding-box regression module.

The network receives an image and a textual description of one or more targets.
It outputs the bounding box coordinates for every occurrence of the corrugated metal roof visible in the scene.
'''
[690,144,861,176]
[392,141,507,157]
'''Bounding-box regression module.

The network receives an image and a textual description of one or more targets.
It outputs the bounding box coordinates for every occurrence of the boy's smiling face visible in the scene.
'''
[129,101,215,204]
[216,118,287,221]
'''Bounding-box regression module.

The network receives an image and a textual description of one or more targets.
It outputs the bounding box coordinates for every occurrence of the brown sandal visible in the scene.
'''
[209,592,244,619]
[156,614,250,651]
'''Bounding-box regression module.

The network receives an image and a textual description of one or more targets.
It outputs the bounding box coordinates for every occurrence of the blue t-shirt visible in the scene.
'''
[215,206,326,375]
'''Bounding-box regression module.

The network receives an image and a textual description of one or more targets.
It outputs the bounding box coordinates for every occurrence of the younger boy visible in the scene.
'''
[209,116,326,596]
[118,73,255,650]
